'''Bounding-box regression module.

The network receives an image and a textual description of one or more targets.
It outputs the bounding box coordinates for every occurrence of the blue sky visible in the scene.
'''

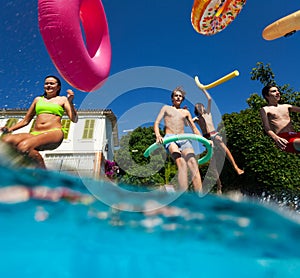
[1,1,300,138]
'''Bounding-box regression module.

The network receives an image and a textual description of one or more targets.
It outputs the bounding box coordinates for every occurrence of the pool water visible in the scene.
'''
[0,164,300,278]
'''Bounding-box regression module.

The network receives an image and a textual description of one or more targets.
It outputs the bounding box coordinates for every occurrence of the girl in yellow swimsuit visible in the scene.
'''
[1,75,78,168]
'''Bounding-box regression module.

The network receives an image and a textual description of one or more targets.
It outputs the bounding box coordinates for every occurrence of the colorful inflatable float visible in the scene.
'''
[262,10,300,40]
[38,0,111,92]
[191,0,247,35]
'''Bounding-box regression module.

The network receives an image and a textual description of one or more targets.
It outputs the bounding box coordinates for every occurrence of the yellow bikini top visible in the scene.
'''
[35,97,64,117]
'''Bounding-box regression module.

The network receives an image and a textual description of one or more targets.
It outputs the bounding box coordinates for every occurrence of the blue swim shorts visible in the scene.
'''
[164,134,193,152]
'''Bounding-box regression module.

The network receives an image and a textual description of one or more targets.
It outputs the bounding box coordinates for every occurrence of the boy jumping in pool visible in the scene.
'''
[193,86,244,194]
[154,86,203,192]
[260,84,300,153]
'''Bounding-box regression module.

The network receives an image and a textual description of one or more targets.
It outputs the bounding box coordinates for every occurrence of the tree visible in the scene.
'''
[114,126,174,187]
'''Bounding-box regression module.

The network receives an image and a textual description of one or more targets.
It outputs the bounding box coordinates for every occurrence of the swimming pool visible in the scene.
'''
[0,164,300,278]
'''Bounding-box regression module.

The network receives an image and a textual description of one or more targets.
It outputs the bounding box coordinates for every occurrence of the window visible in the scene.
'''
[61,119,71,139]
[82,119,95,139]
[6,118,18,127]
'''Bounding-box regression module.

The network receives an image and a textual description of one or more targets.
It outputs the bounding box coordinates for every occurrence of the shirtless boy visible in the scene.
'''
[154,87,203,192]
[260,84,300,153]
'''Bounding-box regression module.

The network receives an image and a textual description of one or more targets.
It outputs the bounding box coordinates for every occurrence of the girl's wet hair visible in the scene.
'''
[44,75,62,96]
[194,103,205,116]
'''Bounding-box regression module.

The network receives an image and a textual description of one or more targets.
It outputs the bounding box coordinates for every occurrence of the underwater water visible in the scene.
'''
[0,162,300,278]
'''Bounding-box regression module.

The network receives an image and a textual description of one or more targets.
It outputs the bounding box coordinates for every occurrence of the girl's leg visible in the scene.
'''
[216,178,222,195]
[27,149,46,168]
[210,156,222,194]
[2,133,32,147]
[15,130,64,168]
[218,139,244,175]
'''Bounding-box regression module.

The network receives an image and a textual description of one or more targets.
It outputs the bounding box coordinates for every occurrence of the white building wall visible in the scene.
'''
[105,117,115,160]
[41,114,112,178]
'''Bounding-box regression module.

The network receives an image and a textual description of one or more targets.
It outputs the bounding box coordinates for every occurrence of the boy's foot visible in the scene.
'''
[236,168,244,175]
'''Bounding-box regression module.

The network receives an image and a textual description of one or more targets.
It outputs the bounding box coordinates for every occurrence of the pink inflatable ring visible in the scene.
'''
[38,0,111,92]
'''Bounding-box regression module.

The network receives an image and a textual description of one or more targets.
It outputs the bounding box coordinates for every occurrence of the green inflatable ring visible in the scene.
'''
[143,134,213,165]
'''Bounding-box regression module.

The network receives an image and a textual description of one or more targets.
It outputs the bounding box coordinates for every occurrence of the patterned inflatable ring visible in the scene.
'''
[191,0,247,35]
[143,134,213,165]
[38,0,111,92]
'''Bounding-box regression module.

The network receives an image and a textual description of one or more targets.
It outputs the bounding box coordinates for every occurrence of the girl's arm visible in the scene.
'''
[64,90,78,123]
[5,98,38,132]
[200,87,212,114]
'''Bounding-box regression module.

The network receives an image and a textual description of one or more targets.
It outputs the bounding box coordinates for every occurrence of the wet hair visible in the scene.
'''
[194,103,205,116]
[171,86,186,100]
[262,83,278,101]
[43,75,62,96]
